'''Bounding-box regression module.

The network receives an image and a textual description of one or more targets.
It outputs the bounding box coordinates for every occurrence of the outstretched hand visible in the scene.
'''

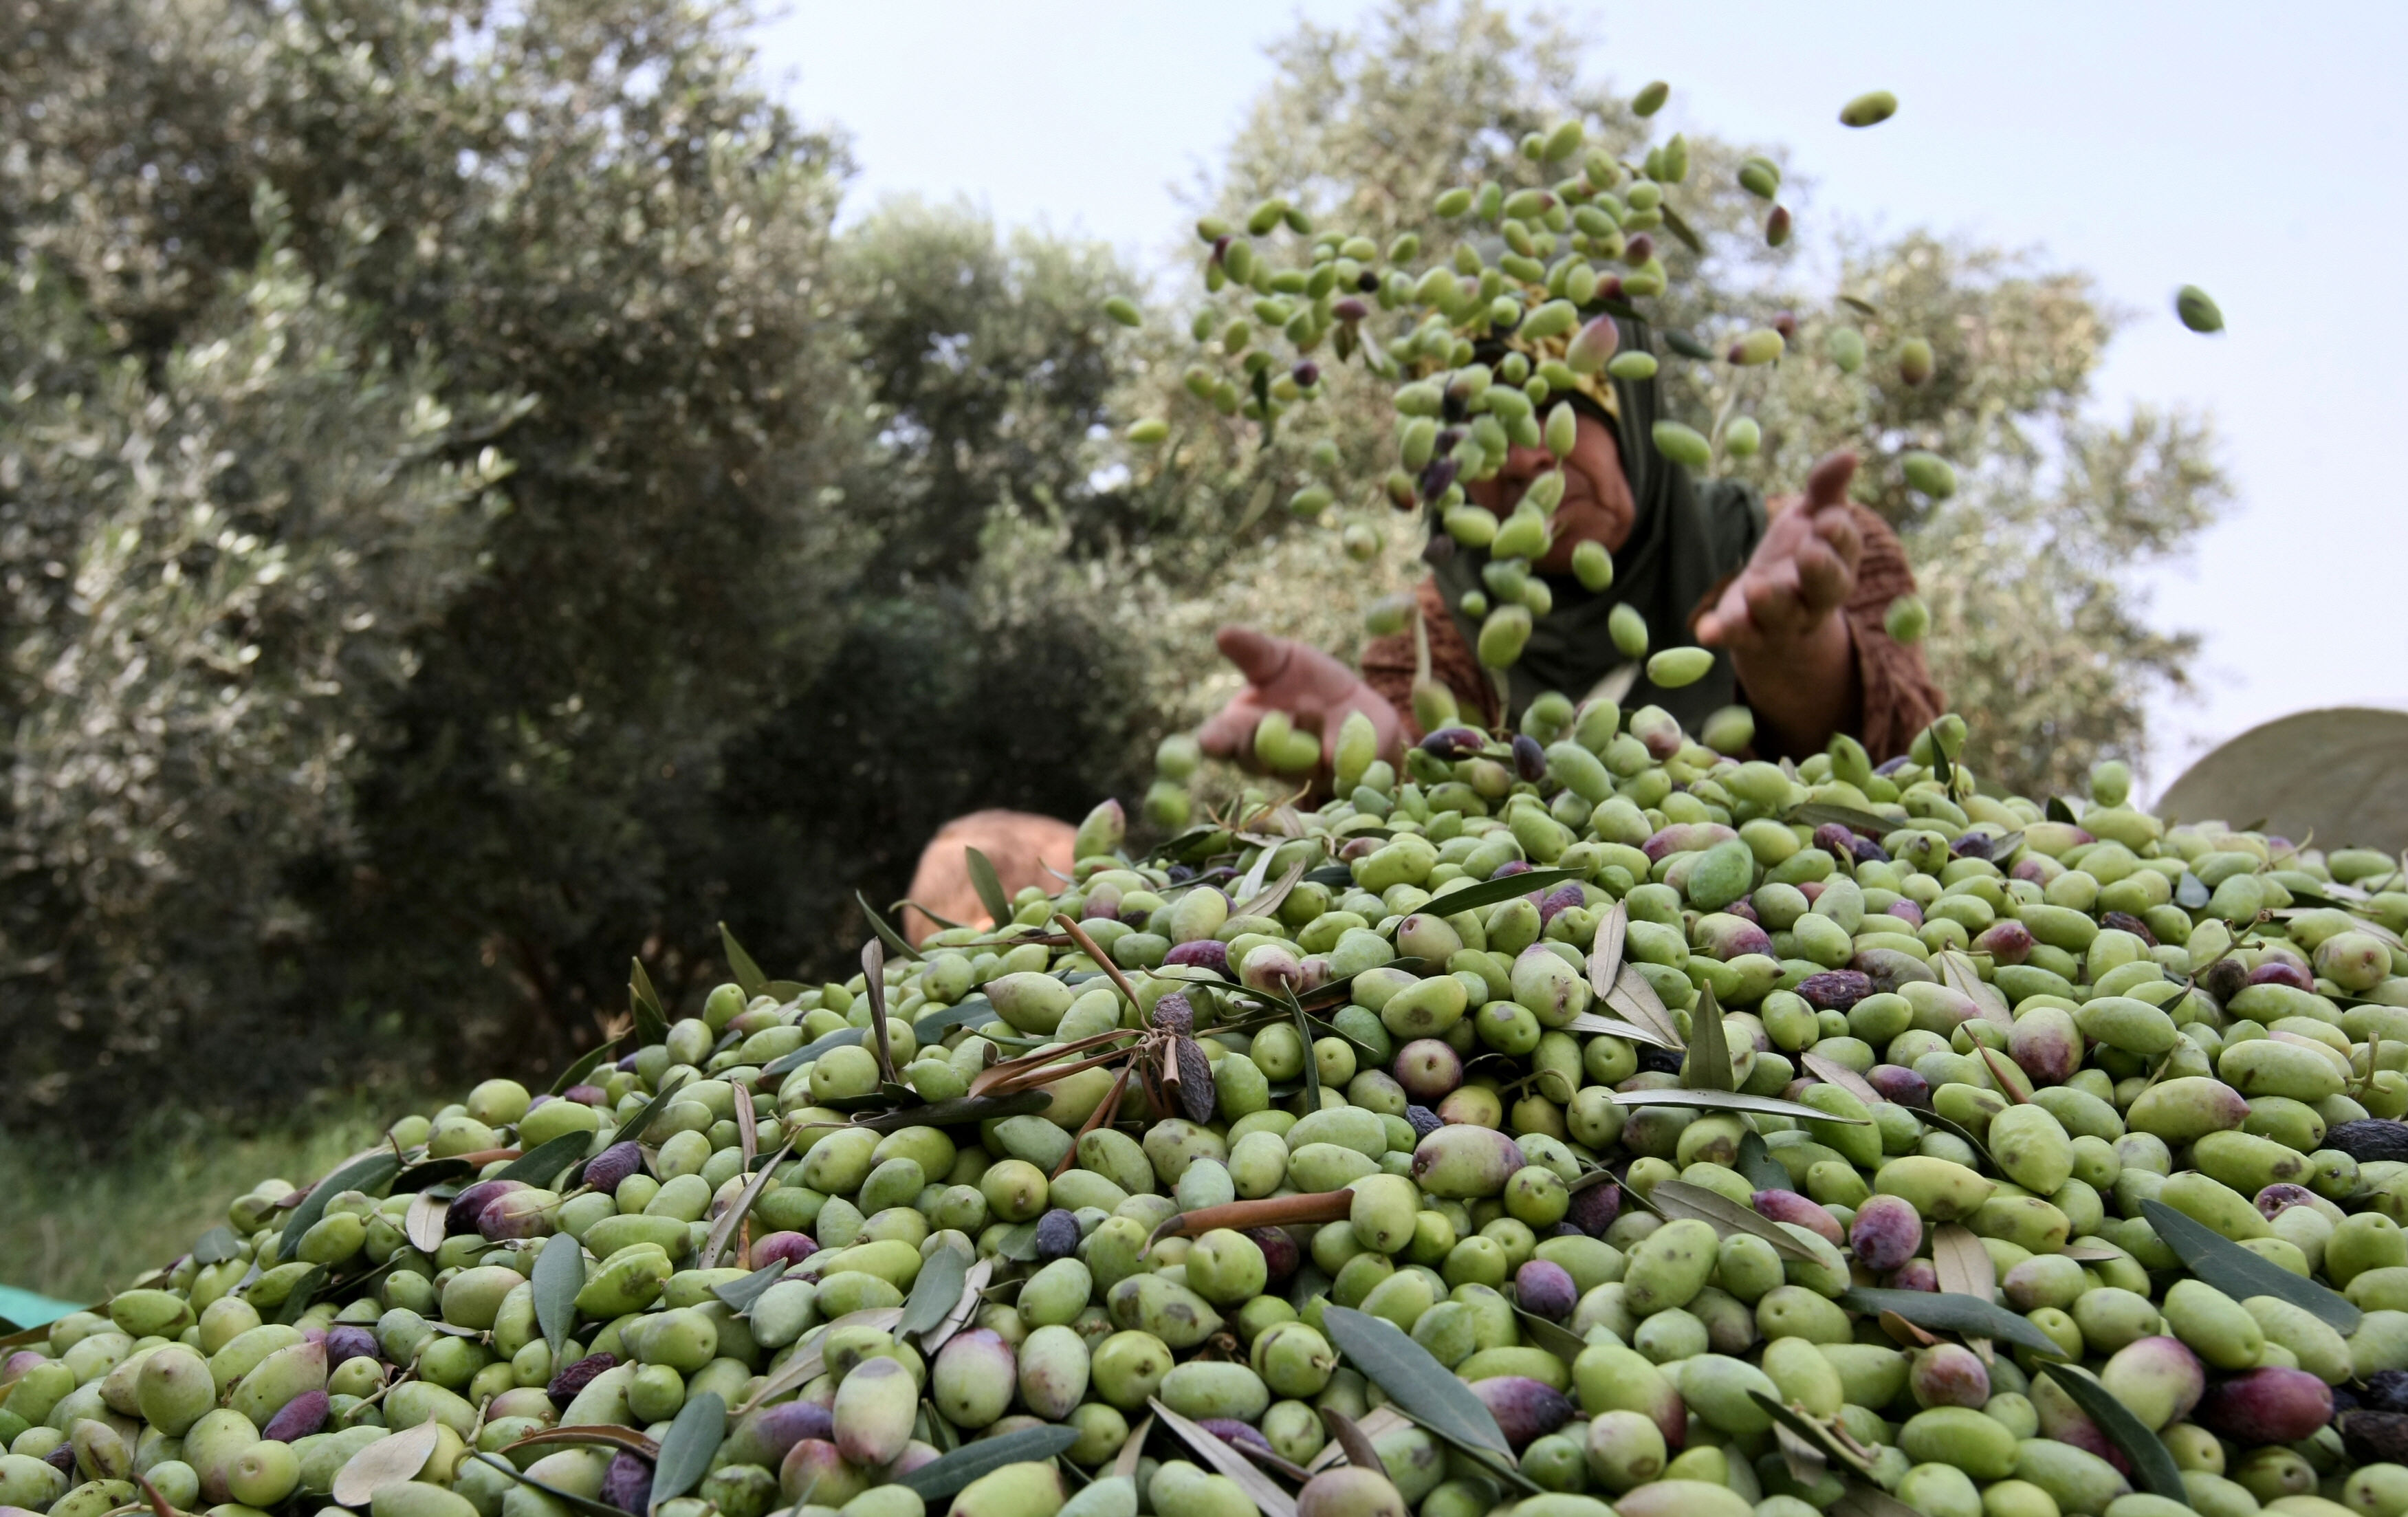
[1696,450,1863,654]
[1196,626,1402,777]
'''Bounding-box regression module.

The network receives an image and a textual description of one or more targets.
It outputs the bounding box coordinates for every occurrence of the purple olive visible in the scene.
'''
[323,1327,378,1369]
[263,1390,330,1443]
[1515,1260,1577,1321]
[547,1352,620,1409]
[1624,234,1654,263]
[1035,1209,1081,1261]
[1887,1260,1939,1292]
[2255,1183,2323,1221]
[749,1231,818,1269]
[2251,961,2314,992]
[563,1083,609,1107]
[1538,884,1585,925]
[1949,833,1994,862]
[1333,298,1368,323]
[1403,1105,1443,1141]
[1973,919,2035,965]
[1811,824,1858,860]
[2100,910,2156,946]
[1394,1040,1464,1102]
[1881,899,1925,930]
[1849,1194,1923,1272]
[1417,457,1460,503]
[1866,1065,1931,1107]
[1469,1376,1575,1449]
[747,1399,834,1465]
[582,1142,645,1196]
[1753,1189,1843,1247]
[1150,993,1196,1034]
[1245,1226,1301,1287]
[1292,361,1320,389]
[1795,971,1872,1012]
[1162,940,1229,976]
[446,1179,525,1236]
[1724,897,1761,926]
[2198,1366,2334,1443]
[602,1452,654,1514]
[1200,1419,1275,1454]
[1511,734,1547,783]
[1566,1179,1622,1238]
[1492,860,1533,879]
[1909,1344,1990,1409]
[1423,727,1487,761]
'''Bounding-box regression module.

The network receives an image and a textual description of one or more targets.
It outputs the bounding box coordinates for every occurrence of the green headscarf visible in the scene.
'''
[1430,314,1764,729]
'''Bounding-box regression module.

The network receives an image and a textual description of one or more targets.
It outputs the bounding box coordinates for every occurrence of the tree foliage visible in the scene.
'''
[0,0,2221,1139]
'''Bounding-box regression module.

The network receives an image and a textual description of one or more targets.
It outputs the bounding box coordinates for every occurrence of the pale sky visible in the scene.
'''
[755,1,2408,796]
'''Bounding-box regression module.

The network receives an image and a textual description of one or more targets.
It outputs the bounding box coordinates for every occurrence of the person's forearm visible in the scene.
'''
[1729,613,1860,760]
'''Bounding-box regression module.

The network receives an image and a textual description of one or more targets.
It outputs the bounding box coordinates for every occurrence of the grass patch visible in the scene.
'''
[0,1090,435,1304]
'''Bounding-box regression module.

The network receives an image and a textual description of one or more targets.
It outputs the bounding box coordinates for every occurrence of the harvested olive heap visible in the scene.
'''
[12,706,2408,1517]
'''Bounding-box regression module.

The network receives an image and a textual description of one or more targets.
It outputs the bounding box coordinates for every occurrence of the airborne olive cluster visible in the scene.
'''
[1111,81,1962,683]
[6,690,2408,1517]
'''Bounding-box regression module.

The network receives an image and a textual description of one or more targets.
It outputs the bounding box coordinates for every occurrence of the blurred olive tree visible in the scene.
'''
[0,0,1154,1135]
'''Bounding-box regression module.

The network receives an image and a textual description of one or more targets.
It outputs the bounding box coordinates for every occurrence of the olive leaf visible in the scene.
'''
[1588,899,1627,994]
[1929,1223,1997,1362]
[861,939,897,1085]
[898,1425,1081,1499]
[718,924,767,1000]
[1511,1308,1588,1361]
[1838,1288,2062,1356]
[840,1093,1051,1133]
[760,1025,865,1080]
[1832,1482,1925,1517]
[1785,803,1896,836]
[1605,1088,1863,1124]
[2177,872,2211,910]
[1423,866,1583,918]
[278,1150,403,1261]
[333,1423,444,1507]
[1799,1052,1884,1108]
[1151,1398,1300,1517]
[2036,1367,2189,1501]
[650,1391,725,1508]
[2141,1199,2361,1331]
[1678,981,1733,1092]
[1661,325,1714,359]
[1736,1131,1793,1193]
[629,959,670,1049]
[404,1191,448,1255]
[1603,963,1683,1048]
[467,1453,633,1517]
[191,1225,243,1266]
[267,1264,330,1324]
[1234,858,1310,921]
[534,1234,587,1357]
[494,1133,593,1189]
[1645,1179,1819,1262]
[855,891,924,962]
[604,1070,692,1150]
[1320,1408,1386,1473]
[700,1137,795,1269]
[1321,1305,1511,1457]
[713,1260,789,1316]
[1935,948,2009,1023]
[919,1257,994,1357]
[549,1043,617,1098]
[1746,1393,1874,1477]
[912,996,998,1045]
[963,846,1014,928]
[898,1245,969,1337]
[1564,1009,1678,1048]
[495,1428,661,1460]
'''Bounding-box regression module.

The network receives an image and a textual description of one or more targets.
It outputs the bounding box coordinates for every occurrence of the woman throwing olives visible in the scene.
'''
[1198,316,1945,780]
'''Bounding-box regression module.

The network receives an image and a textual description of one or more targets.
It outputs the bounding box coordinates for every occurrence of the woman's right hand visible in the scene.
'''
[1196,626,1401,778]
